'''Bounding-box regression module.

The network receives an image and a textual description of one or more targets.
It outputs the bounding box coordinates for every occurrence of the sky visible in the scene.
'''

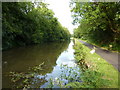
[44,0,78,34]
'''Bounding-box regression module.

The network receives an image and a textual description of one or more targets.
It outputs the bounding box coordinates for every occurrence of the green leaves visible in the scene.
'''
[2,2,70,50]
[9,63,46,88]
[71,2,120,47]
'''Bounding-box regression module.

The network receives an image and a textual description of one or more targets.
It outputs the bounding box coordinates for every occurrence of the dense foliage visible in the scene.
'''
[70,2,120,51]
[2,2,70,50]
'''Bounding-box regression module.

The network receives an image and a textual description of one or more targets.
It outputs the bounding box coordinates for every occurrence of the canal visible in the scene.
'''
[2,40,81,88]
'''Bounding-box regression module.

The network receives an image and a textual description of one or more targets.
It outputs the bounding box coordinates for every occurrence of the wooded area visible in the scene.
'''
[70,2,120,51]
[2,2,70,50]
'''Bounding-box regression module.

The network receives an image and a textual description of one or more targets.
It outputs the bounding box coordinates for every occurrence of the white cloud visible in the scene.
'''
[44,0,77,34]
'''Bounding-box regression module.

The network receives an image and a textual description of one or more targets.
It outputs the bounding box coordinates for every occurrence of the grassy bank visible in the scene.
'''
[68,39,119,88]
[80,38,120,53]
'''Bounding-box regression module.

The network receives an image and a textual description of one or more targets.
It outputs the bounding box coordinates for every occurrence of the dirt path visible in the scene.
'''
[79,40,120,72]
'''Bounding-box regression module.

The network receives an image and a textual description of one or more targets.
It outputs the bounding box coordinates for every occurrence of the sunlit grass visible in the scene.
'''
[72,39,119,88]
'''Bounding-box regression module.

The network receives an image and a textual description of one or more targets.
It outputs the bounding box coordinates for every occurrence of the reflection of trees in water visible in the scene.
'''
[45,65,81,88]
[2,41,70,88]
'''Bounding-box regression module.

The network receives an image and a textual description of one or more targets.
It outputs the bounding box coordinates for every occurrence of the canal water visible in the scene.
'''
[2,40,81,88]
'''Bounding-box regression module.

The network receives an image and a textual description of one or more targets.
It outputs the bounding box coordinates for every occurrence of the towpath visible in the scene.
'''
[79,40,120,72]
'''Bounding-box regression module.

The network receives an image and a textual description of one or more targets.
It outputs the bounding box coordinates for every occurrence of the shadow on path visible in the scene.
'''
[79,40,120,72]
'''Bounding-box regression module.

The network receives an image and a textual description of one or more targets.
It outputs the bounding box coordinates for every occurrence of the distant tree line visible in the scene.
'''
[70,2,120,51]
[2,2,70,50]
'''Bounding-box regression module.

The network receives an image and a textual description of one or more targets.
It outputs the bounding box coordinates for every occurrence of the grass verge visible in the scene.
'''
[67,39,119,88]
[80,38,120,53]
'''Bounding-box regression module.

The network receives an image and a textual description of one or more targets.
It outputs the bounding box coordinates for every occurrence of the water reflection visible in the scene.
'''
[2,41,70,88]
[40,41,81,88]
[2,40,81,88]
[41,65,81,88]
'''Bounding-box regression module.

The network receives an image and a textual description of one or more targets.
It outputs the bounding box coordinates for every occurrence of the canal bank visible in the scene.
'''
[79,39,119,71]
[73,39,118,88]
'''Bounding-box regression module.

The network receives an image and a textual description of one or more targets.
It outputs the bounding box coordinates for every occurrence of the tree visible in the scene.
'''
[2,2,70,50]
[70,1,120,48]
